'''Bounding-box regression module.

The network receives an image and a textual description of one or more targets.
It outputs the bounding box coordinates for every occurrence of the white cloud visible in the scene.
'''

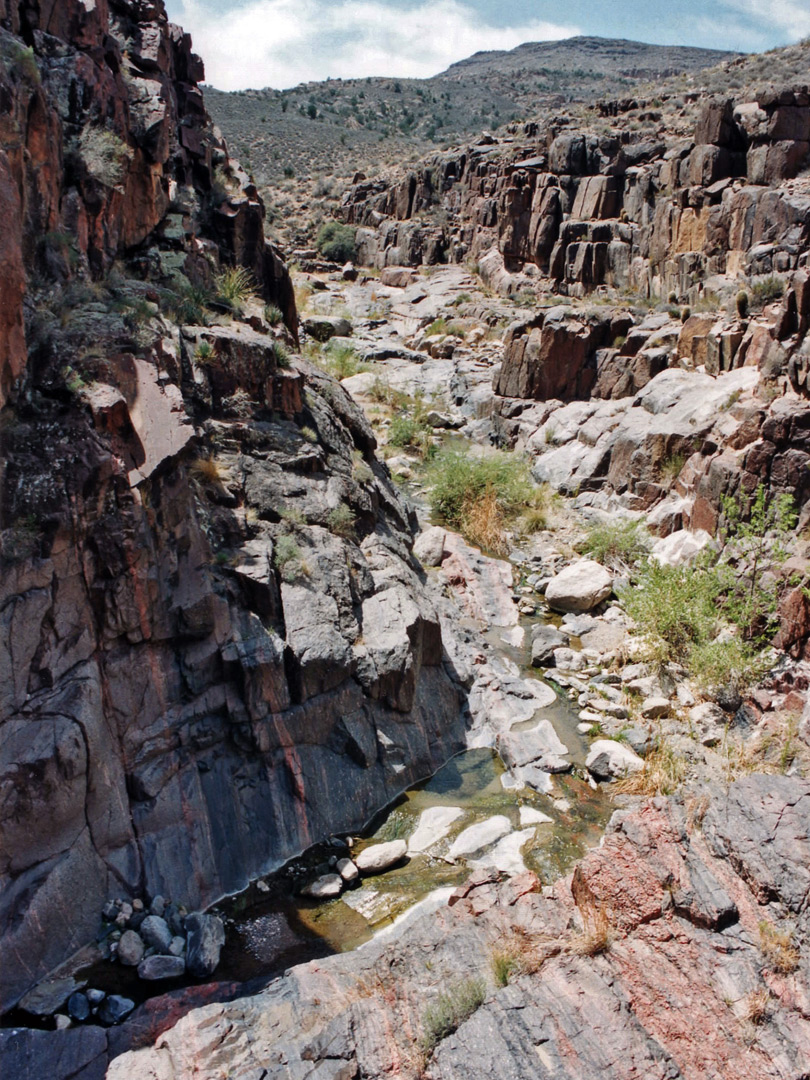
[719,0,810,40]
[171,0,580,90]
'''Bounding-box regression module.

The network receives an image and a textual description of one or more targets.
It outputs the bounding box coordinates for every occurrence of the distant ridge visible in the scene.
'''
[439,36,738,80]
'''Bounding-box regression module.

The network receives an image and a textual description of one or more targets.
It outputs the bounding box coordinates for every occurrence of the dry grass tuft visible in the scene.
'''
[460,486,508,555]
[743,988,772,1025]
[759,921,799,974]
[614,742,686,797]
[570,905,614,957]
[190,456,222,484]
[686,793,711,831]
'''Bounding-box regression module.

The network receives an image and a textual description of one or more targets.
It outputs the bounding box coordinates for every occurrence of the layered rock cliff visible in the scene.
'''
[0,0,465,1011]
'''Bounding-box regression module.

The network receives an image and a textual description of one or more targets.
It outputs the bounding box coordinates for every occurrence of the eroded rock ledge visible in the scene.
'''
[96,774,810,1079]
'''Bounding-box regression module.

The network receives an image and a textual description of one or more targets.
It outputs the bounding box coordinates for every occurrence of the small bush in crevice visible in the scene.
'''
[420,977,486,1057]
[274,534,304,582]
[326,504,356,540]
[758,921,799,974]
[215,266,256,310]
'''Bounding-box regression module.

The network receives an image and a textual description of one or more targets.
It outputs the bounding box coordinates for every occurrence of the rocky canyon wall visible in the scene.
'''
[0,0,465,1011]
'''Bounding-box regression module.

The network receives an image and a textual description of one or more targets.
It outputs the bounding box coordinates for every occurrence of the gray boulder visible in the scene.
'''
[137,955,186,981]
[67,992,90,1022]
[545,560,613,613]
[586,739,645,780]
[302,315,353,341]
[139,915,173,953]
[97,995,135,1025]
[530,625,568,666]
[413,526,446,567]
[116,929,145,967]
[184,913,226,978]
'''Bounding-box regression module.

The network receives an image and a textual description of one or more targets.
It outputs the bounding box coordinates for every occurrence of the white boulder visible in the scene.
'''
[545,560,613,613]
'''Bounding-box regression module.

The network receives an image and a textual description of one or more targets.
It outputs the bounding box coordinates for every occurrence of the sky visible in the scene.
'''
[164,0,810,91]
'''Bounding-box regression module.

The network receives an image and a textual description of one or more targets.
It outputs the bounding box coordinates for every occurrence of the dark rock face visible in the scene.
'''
[108,777,810,1079]
[0,0,465,1013]
[338,86,810,305]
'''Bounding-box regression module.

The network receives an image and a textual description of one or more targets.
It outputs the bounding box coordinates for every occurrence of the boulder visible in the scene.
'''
[184,913,226,977]
[19,978,82,1017]
[139,915,173,953]
[302,315,353,341]
[530,625,568,666]
[545,560,613,613]
[355,839,408,874]
[301,874,344,900]
[117,929,145,967]
[66,992,90,1022]
[380,266,418,288]
[651,530,713,567]
[498,720,570,774]
[586,739,645,780]
[137,955,186,981]
[97,995,135,1025]
[413,526,446,567]
[641,697,670,719]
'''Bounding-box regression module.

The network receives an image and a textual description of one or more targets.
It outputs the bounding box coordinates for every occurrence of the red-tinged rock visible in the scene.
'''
[108,778,810,1080]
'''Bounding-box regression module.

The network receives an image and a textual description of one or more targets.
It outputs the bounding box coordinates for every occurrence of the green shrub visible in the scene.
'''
[264,304,283,325]
[163,281,211,325]
[427,449,537,554]
[274,535,303,582]
[420,977,486,1056]
[736,290,749,318]
[579,519,651,570]
[215,266,256,308]
[424,317,465,338]
[322,342,367,379]
[195,340,215,364]
[491,950,520,987]
[326,504,356,539]
[352,450,374,484]
[622,484,796,692]
[273,341,291,368]
[315,221,357,263]
[427,450,534,527]
[751,276,784,307]
[621,559,722,665]
[717,484,797,639]
[388,414,429,449]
